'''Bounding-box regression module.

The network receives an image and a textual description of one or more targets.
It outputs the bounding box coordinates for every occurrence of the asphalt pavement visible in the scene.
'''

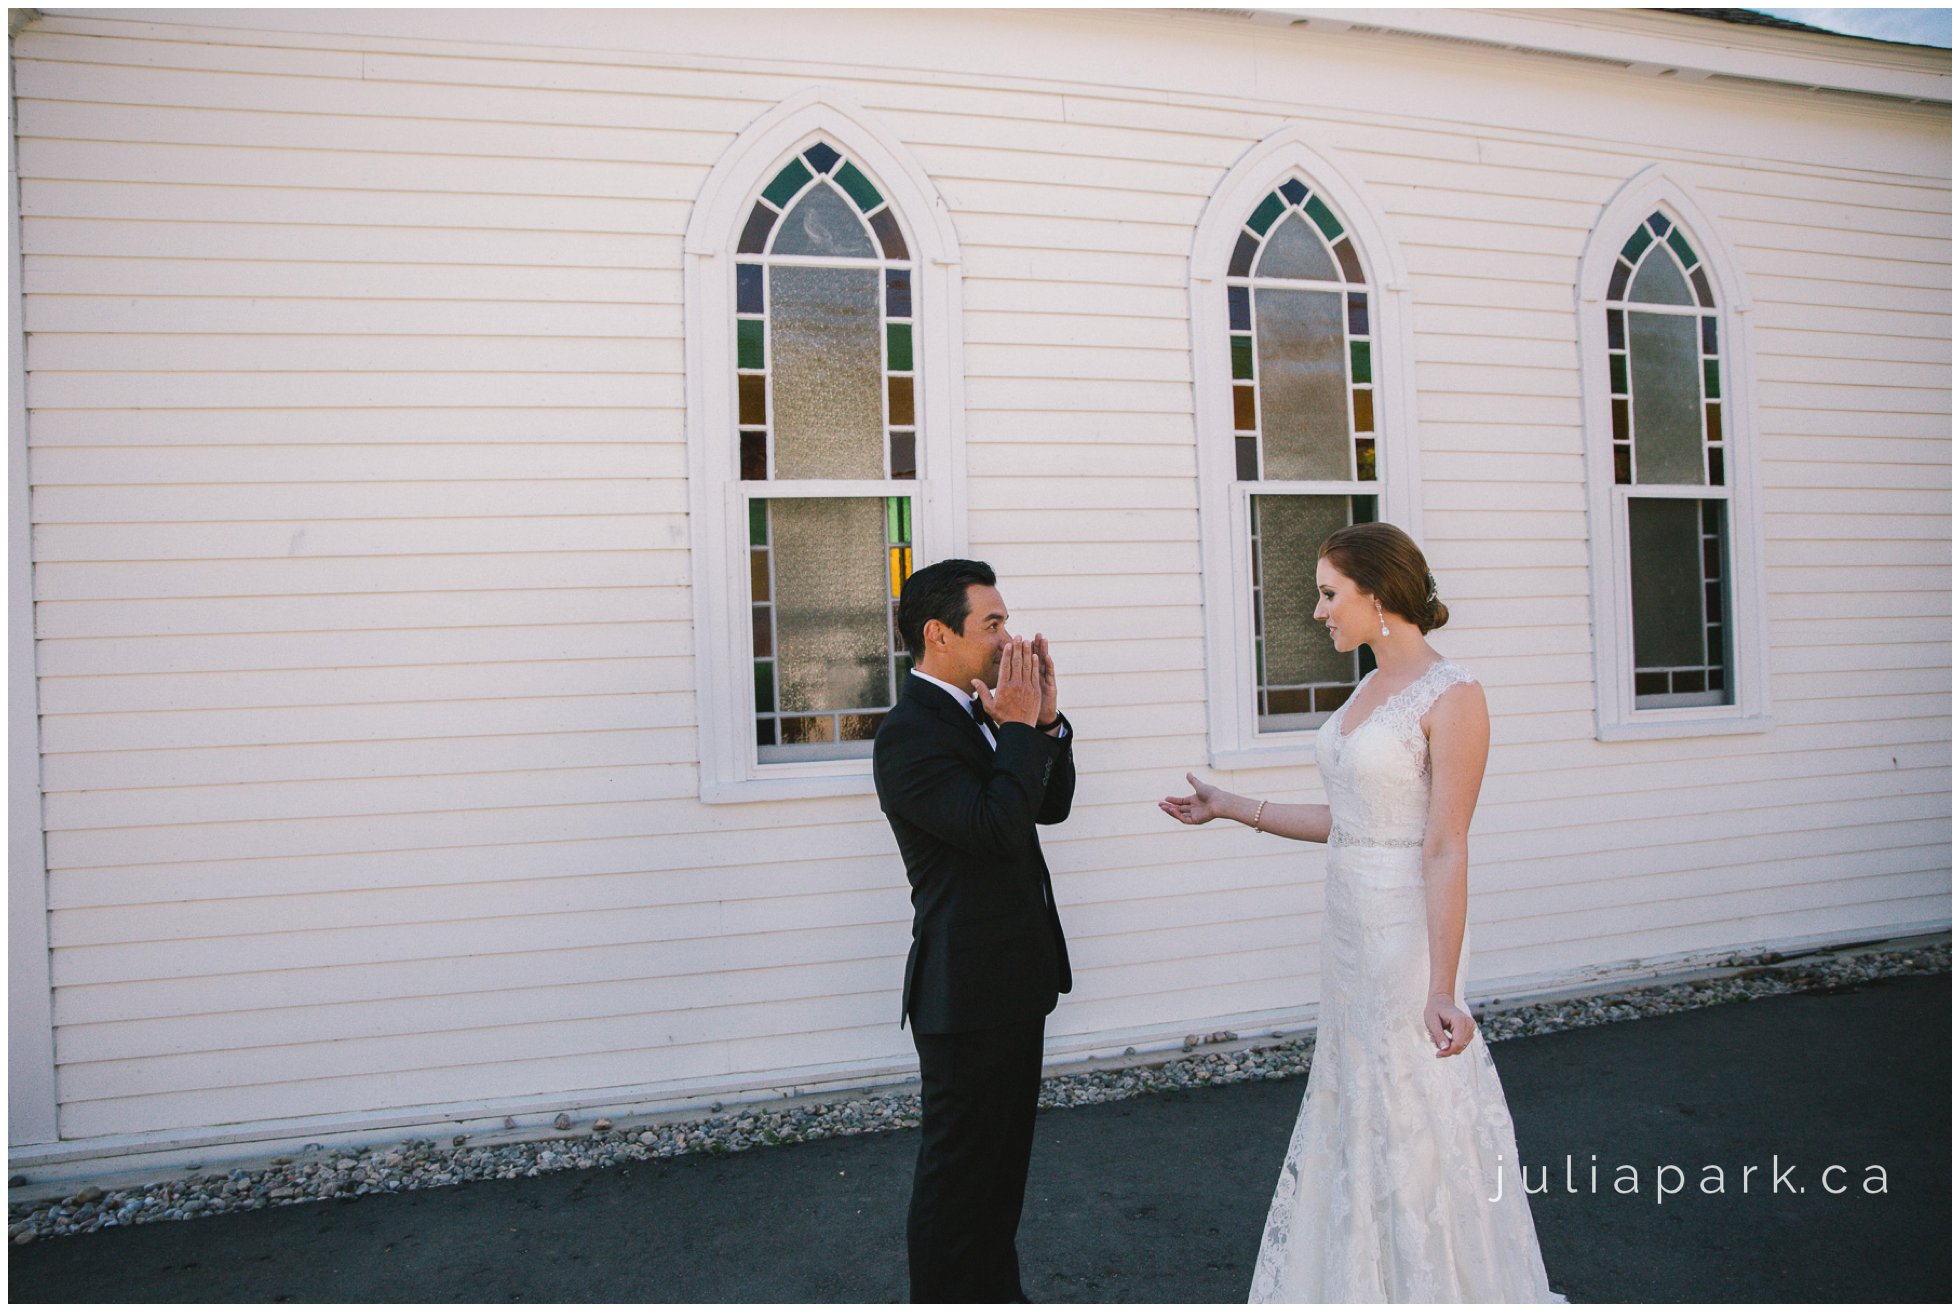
[9,972,1950,1304]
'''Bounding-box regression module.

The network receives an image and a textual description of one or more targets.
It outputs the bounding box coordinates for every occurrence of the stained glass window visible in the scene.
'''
[736,141,920,760]
[1606,213,1732,708]
[1605,212,1723,490]
[750,494,913,759]
[1227,180,1378,732]
[735,141,917,484]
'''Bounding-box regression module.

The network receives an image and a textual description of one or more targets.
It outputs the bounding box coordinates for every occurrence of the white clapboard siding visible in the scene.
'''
[11,6,1948,1156]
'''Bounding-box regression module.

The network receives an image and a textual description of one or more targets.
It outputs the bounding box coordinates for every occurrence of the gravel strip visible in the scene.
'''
[9,941,1946,1245]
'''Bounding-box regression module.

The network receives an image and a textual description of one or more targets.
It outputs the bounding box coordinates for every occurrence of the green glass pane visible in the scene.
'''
[1247,192,1285,236]
[1620,226,1653,263]
[754,660,776,714]
[1255,213,1337,281]
[762,157,813,210]
[771,184,876,259]
[1255,287,1348,480]
[834,161,883,213]
[886,496,901,541]
[769,497,891,714]
[1349,339,1371,385]
[1304,194,1343,240]
[886,322,913,372]
[1629,251,1692,306]
[898,496,912,540]
[1254,494,1352,689]
[737,318,764,370]
[770,264,883,478]
[1703,358,1721,399]
[1666,228,1698,268]
[1628,497,1708,669]
[1609,352,1628,395]
[1231,335,1253,380]
[1629,311,1705,485]
[748,499,768,546]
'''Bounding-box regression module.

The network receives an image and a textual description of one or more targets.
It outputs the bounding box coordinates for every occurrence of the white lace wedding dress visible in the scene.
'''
[1248,657,1564,1303]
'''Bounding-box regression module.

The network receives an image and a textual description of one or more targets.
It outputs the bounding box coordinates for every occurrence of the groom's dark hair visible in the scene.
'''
[897,558,997,656]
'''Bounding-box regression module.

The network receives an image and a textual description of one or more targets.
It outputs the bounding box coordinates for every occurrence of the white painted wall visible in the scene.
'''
[10,7,1950,1161]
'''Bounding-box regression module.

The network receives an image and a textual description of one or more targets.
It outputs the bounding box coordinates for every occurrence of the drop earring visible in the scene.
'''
[1375,599,1390,637]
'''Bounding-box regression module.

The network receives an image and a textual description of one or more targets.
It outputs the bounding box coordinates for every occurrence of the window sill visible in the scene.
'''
[1207,741,1323,773]
[1595,713,1774,742]
[700,767,879,805]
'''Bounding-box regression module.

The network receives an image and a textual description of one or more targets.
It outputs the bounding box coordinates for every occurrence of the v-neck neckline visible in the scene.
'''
[1335,658,1446,741]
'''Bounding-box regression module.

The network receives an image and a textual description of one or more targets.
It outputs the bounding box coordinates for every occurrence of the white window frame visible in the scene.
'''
[685,89,968,802]
[1577,166,1772,742]
[1190,128,1420,771]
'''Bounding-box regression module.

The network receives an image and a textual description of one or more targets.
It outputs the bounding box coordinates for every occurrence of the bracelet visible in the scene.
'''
[1035,714,1063,732]
[1251,799,1267,833]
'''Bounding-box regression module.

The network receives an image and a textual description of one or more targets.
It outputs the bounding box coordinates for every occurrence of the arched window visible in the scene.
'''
[686,93,966,800]
[1579,169,1770,740]
[1192,132,1416,768]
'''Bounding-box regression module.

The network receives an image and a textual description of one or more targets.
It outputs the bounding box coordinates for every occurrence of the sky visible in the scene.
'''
[1755,7,1954,47]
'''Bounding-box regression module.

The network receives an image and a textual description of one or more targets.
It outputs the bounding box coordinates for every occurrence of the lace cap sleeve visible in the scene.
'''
[1413,659,1480,720]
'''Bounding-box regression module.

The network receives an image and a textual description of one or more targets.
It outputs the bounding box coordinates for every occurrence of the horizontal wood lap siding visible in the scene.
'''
[15,10,1948,1146]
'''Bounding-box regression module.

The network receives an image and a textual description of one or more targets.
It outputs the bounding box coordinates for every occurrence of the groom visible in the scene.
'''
[874,558,1075,1303]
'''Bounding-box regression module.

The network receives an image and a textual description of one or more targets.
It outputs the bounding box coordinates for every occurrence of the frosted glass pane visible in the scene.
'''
[1628,497,1704,668]
[771,265,884,479]
[1255,288,1349,480]
[1256,214,1338,281]
[771,497,890,713]
[1629,311,1705,485]
[1256,495,1351,686]
[1628,252,1692,306]
[770,184,876,258]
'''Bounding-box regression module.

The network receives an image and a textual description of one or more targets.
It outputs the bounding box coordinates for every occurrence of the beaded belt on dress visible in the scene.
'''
[1328,823,1424,848]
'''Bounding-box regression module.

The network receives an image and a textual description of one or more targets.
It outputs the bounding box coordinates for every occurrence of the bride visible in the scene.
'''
[1160,522,1564,1303]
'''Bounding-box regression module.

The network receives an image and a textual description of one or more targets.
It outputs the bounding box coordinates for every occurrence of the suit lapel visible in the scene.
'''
[904,673,995,757]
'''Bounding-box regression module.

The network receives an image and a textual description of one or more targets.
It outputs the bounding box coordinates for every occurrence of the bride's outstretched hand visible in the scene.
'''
[1160,772,1226,825]
[1424,994,1475,1058]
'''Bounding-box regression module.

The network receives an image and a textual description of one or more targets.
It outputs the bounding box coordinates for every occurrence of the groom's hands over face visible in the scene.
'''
[1031,633,1058,726]
[974,636,1042,727]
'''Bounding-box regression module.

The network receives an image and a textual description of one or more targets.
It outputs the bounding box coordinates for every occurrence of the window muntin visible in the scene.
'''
[1228,180,1379,732]
[734,140,919,762]
[1607,211,1732,709]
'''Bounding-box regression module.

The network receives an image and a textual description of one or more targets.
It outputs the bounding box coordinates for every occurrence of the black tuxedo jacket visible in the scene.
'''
[873,673,1075,1035]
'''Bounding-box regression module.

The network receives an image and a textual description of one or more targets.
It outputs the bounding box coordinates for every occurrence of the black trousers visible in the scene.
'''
[907,1014,1046,1303]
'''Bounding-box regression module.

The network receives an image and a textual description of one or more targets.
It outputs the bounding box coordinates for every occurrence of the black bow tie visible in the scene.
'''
[970,699,995,730]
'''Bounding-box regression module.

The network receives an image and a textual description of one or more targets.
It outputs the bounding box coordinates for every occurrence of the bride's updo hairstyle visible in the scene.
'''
[1319,522,1450,634]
